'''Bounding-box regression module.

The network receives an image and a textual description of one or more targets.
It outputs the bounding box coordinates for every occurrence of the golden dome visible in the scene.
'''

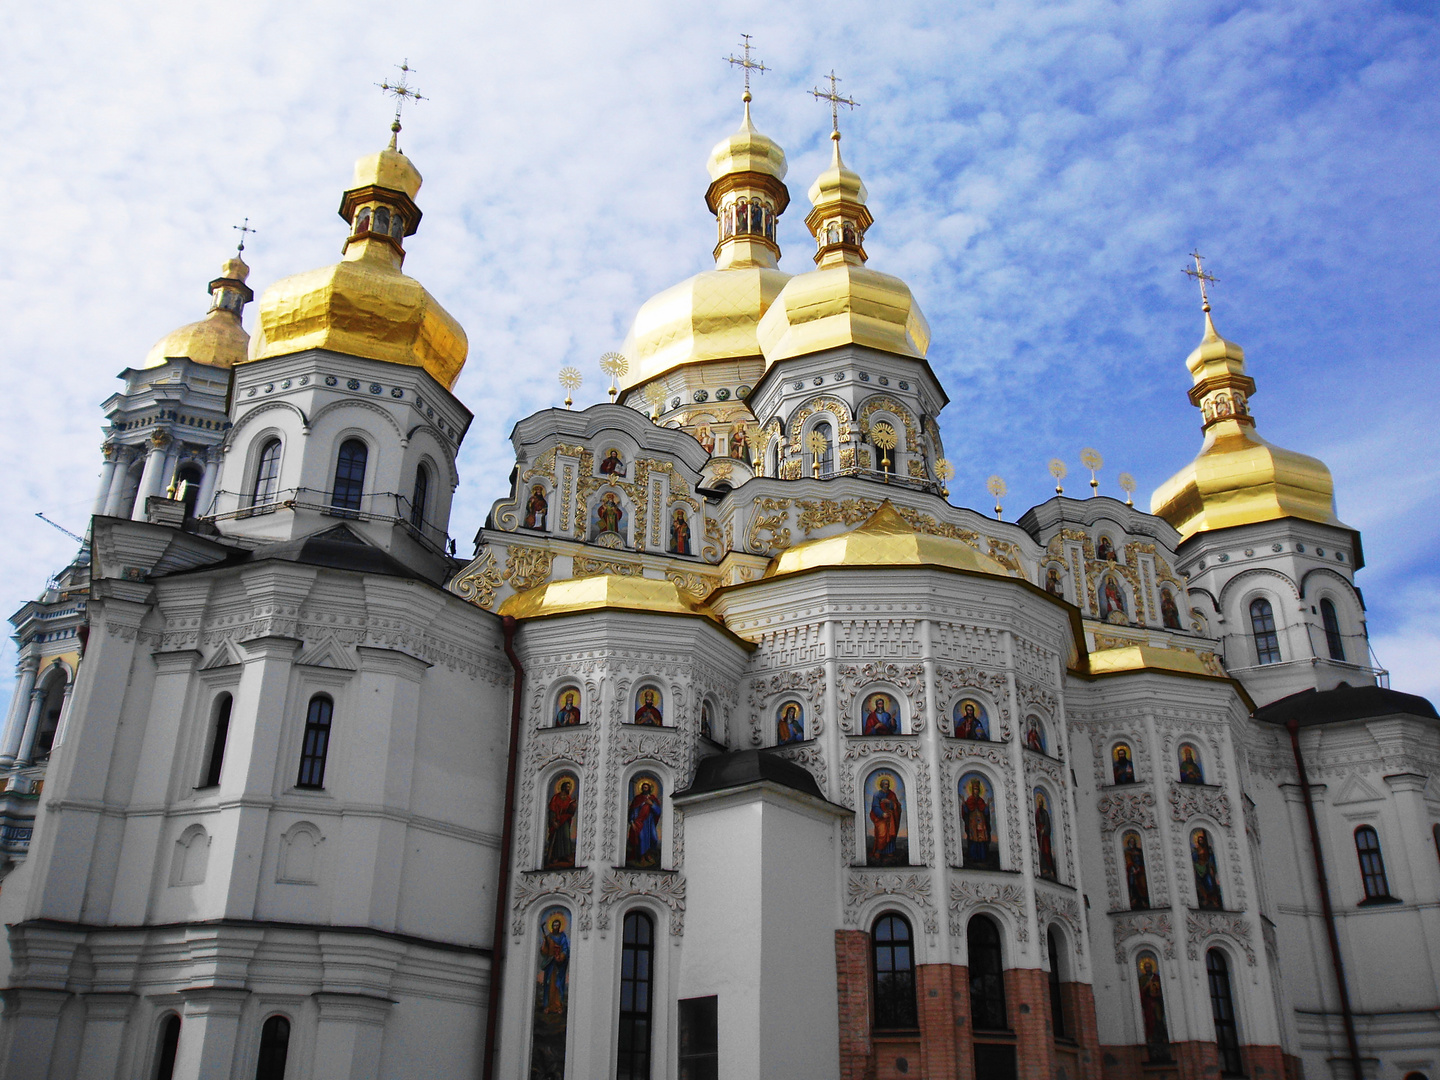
[245,141,467,390]
[757,135,930,364]
[619,99,791,394]
[766,501,1011,579]
[1151,311,1340,541]
[143,255,253,369]
[500,573,723,624]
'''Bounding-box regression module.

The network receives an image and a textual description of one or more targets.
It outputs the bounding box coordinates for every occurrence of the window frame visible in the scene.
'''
[200,693,232,789]
[410,461,431,528]
[296,694,334,790]
[1320,598,1346,661]
[967,913,1009,1033]
[152,1012,181,1080]
[1047,928,1069,1040]
[254,1013,291,1080]
[1354,825,1393,901]
[329,437,369,516]
[616,909,655,1080]
[1249,597,1282,665]
[871,911,919,1032]
[250,437,283,511]
[1206,948,1244,1076]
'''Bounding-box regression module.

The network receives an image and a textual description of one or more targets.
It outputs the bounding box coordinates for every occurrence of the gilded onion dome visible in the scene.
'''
[1151,309,1341,541]
[757,132,930,364]
[142,255,253,369]
[618,96,792,394]
[246,138,468,390]
[766,502,1011,579]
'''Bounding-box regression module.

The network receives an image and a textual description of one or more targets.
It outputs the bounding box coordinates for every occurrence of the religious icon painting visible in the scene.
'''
[625,773,663,870]
[1122,829,1150,909]
[598,447,627,477]
[700,700,715,742]
[861,692,901,736]
[554,688,582,728]
[633,686,663,727]
[958,772,1000,869]
[1098,575,1128,622]
[1034,787,1058,880]
[953,698,990,741]
[591,491,626,542]
[1112,742,1136,784]
[1135,950,1172,1061]
[1160,588,1184,630]
[669,508,692,555]
[864,768,909,867]
[1191,828,1224,910]
[776,701,806,745]
[542,772,579,870]
[530,905,571,1080]
[1024,715,1047,755]
[1178,742,1204,785]
[523,484,549,530]
[1044,565,1065,597]
[1097,535,1117,562]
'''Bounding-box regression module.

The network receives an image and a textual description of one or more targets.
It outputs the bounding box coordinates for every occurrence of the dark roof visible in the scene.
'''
[1254,683,1438,728]
[677,749,827,802]
[167,525,443,586]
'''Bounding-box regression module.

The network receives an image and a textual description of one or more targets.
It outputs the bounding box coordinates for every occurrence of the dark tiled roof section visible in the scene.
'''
[678,748,827,802]
[1254,683,1438,728]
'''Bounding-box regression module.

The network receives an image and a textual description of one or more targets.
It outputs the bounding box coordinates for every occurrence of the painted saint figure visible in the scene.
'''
[633,688,663,727]
[543,774,578,869]
[1160,589,1183,630]
[863,693,899,736]
[530,906,572,1080]
[700,701,715,742]
[1112,743,1135,784]
[1191,828,1223,909]
[729,420,751,463]
[1025,716,1046,754]
[625,775,663,869]
[866,770,907,866]
[1097,536,1117,562]
[696,424,715,454]
[1136,951,1172,1061]
[1123,830,1150,909]
[1099,575,1127,621]
[777,702,805,744]
[954,699,990,741]
[960,773,999,868]
[1035,788,1058,879]
[554,690,581,727]
[599,448,626,477]
[670,508,691,555]
[523,484,549,530]
[595,492,624,537]
[1045,566,1064,597]
[1179,744,1204,785]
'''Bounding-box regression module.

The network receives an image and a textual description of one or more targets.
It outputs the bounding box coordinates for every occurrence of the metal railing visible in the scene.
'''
[204,487,452,555]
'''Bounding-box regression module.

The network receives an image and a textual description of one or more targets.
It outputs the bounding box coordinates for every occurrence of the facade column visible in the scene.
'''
[131,431,173,521]
[92,443,121,517]
[74,992,138,1080]
[15,684,49,767]
[49,681,76,754]
[194,445,223,518]
[173,987,251,1080]
[312,992,396,1080]
[103,447,136,518]
[0,656,41,764]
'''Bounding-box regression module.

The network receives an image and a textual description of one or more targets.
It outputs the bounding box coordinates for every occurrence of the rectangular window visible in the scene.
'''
[678,996,718,1080]
[296,696,333,789]
[617,911,654,1080]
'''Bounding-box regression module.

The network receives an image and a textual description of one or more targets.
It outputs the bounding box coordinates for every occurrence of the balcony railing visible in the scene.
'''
[204,487,452,555]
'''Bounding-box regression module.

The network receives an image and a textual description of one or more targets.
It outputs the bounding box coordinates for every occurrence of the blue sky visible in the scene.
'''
[2,0,1436,695]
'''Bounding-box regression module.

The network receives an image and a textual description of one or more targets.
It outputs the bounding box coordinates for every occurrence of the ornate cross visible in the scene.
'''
[1183,250,1219,312]
[377,59,427,140]
[724,34,768,98]
[231,217,256,254]
[811,70,859,135]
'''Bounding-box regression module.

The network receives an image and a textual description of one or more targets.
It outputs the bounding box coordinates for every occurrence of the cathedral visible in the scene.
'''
[0,73,1437,1080]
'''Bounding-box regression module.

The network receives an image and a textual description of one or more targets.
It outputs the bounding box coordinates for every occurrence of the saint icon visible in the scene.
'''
[863,693,899,736]
[865,770,908,866]
[625,775,663,869]
[523,484,548,530]
[959,773,998,868]
[599,448,626,477]
[777,702,805,744]
[554,690,581,727]
[1112,743,1135,784]
[1035,788,1057,879]
[954,699,989,741]
[634,687,663,726]
[1123,830,1150,909]
[670,509,691,555]
[543,774,578,869]
[1178,744,1204,785]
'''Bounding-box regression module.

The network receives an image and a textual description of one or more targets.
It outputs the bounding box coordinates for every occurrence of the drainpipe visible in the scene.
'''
[483,615,526,1080]
[1286,717,1364,1080]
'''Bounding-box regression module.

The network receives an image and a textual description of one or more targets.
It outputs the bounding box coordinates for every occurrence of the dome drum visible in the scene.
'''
[339,184,422,241]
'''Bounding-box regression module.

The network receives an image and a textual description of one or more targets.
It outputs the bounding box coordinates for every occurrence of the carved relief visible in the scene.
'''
[746,666,828,747]
[836,661,927,734]
[1110,910,1174,963]
[452,550,503,609]
[1186,910,1256,965]
[1036,888,1084,955]
[847,871,937,935]
[1168,782,1232,827]
[949,879,1029,941]
[746,497,793,553]
[512,868,594,937]
[573,554,642,578]
[598,869,687,935]
[505,545,556,592]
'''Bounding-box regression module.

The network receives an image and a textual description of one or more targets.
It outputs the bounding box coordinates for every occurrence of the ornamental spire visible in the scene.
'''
[377,59,426,151]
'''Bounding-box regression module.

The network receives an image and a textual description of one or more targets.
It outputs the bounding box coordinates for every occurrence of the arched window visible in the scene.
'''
[1048,929,1068,1040]
[176,462,204,517]
[1355,826,1392,900]
[251,438,282,509]
[1320,599,1345,661]
[153,1014,181,1080]
[617,910,654,1080]
[296,695,333,789]
[1206,949,1243,1075]
[1250,598,1281,665]
[968,914,1008,1032]
[372,206,391,236]
[355,208,371,234]
[871,912,917,1030]
[810,421,834,477]
[254,1015,290,1080]
[389,211,405,239]
[410,463,431,528]
[201,694,232,788]
[331,439,368,515]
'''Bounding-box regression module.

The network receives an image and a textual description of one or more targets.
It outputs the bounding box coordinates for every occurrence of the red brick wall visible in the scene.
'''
[917,963,960,1080]
[1098,1039,1292,1080]
[836,930,874,1080]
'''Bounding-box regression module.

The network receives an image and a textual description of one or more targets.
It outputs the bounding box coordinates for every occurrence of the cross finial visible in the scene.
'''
[231,217,256,255]
[377,59,427,148]
[811,70,859,138]
[724,34,768,102]
[1183,249,1219,313]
